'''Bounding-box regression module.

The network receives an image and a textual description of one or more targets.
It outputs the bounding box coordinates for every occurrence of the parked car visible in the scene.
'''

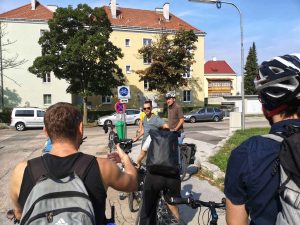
[10,107,45,131]
[184,107,225,123]
[97,109,141,126]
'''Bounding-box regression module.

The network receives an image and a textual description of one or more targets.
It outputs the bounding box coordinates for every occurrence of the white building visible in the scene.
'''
[0,1,72,108]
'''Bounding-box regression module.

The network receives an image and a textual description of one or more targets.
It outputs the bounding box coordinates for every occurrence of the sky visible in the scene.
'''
[1,0,300,75]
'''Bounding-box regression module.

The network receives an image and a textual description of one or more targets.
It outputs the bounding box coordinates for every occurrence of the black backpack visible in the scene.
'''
[263,125,300,225]
[146,129,180,176]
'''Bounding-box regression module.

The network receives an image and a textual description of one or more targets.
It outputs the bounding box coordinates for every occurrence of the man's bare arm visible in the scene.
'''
[226,198,249,225]
[100,145,137,192]
[10,161,27,219]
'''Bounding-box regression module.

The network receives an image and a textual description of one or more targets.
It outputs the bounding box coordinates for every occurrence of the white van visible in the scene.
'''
[10,107,45,131]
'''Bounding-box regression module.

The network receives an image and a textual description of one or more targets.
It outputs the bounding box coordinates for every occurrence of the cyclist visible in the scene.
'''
[224,54,300,225]
[133,100,168,162]
[165,91,185,144]
[137,129,181,225]
[9,102,137,224]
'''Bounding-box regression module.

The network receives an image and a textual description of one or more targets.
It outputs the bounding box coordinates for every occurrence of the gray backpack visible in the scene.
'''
[20,154,96,225]
[262,126,300,225]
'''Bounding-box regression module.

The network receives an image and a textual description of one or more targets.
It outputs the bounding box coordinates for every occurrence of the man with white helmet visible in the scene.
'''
[225,54,300,225]
[165,91,185,144]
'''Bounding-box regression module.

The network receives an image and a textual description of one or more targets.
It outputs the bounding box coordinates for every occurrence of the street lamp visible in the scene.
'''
[189,0,245,130]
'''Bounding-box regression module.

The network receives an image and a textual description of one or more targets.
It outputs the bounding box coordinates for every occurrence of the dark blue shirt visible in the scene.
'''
[224,119,300,225]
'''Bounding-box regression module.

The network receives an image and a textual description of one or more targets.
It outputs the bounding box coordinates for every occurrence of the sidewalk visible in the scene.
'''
[101,127,228,225]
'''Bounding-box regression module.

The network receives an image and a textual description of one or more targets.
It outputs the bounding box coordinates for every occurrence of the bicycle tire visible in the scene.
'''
[135,198,143,225]
[128,192,141,212]
[156,197,180,225]
[180,153,188,181]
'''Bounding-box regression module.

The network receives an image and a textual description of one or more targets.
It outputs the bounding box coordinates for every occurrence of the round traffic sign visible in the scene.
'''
[119,87,129,97]
[114,101,126,114]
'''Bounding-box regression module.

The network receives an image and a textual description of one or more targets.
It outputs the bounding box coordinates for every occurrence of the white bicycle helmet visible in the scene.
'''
[254,53,300,112]
[165,91,176,99]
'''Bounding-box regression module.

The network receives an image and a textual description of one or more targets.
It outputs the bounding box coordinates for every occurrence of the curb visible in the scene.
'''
[198,131,234,180]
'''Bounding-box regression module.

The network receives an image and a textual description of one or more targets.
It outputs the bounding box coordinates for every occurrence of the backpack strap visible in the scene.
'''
[27,157,48,184]
[261,133,284,142]
[28,154,96,184]
[73,154,96,180]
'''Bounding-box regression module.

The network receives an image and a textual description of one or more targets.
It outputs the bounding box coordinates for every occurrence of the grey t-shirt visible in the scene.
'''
[142,114,164,144]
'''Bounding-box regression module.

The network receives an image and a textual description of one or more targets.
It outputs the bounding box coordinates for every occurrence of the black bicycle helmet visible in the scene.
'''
[254,53,300,114]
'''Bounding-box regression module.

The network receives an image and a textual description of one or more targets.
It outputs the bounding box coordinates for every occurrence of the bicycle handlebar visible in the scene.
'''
[167,196,226,209]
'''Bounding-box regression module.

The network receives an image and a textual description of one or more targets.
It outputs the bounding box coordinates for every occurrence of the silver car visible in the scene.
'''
[97,109,141,126]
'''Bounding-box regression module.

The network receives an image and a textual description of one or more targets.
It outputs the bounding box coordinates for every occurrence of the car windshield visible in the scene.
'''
[189,109,200,114]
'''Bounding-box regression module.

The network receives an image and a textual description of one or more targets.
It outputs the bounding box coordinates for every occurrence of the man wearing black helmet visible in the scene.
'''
[224,54,300,225]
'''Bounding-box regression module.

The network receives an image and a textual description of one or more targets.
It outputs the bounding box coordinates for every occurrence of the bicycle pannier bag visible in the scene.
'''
[146,129,179,176]
[20,154,96,225]
[262,125,300,225]
[187,144,197,164]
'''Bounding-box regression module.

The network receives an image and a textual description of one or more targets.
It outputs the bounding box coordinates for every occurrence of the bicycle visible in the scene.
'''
[168,194,226,225]
[135,189,181,225]
[128,165,146,212]
[179,143,197,181]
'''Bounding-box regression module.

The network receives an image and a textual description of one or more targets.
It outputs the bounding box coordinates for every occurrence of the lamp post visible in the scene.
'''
[189,0,245,130]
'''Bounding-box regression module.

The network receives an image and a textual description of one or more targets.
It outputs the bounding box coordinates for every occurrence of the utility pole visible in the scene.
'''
[0,22,4,111]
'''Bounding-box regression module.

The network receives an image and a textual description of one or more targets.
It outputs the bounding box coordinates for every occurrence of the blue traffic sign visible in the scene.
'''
[119,87,129,97]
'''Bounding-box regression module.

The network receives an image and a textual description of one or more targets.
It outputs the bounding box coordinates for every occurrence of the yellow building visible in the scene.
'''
[0,0,206,111]
[93,1,206,111]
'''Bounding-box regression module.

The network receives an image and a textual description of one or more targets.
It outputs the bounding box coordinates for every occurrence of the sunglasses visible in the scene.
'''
[143,107,151,110]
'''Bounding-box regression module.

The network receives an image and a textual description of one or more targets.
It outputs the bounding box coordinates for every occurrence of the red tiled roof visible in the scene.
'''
[0,1,53,20]
[204,60,236,74]
[103,6,202,32]
[0,2,202,33]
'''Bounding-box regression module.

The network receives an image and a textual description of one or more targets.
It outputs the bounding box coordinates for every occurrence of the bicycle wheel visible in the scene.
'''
[128,191,142,212]
[135,198,143,225]
[108,131,116,152]
[180,153,188,181]
[156,197,179,225]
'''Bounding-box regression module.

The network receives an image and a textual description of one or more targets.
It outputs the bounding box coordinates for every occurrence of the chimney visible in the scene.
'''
[212,56,217,61]
[110,0,117,19]
[163,3,170,21]
[47,5,58,12]
[31,0,36,10]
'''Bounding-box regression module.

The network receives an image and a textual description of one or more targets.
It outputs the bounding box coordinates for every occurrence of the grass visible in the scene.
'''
[209,127,270,173]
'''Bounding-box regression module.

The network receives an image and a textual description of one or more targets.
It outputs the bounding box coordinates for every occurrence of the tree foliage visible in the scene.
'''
[244,42,258,95]
[136,29,197,93]
[28,4,125,123]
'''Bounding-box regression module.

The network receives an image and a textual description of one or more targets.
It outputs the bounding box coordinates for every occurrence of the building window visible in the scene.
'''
[126,65,131,74]
[143,38,152,46]
[102,96,112,104]
[183,90,191,102]
[125,39,130,47]
[183,66,192,78]
[144,79,155,91]
[40,29,47,37]
[43,94,52,105]
[43,74,51,83]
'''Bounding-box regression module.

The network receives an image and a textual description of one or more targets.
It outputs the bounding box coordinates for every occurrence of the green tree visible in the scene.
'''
[244,42,258,95]
[29,5,124,124]
[136,29,197,93]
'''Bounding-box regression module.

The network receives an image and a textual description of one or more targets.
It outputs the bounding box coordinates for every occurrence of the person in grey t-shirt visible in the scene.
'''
[132,100,168,164]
